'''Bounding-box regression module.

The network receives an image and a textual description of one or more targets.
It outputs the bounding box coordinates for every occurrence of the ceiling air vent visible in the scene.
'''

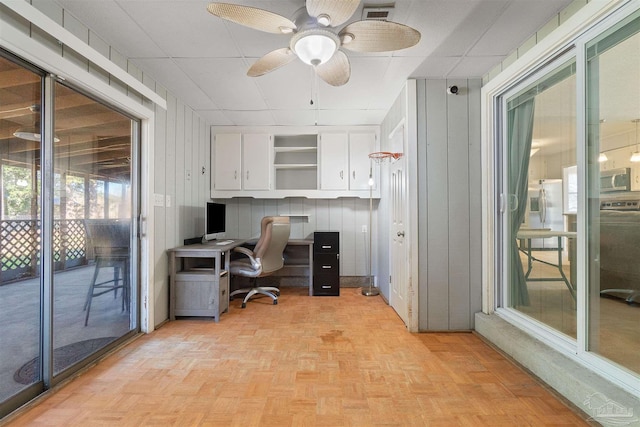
[362,4,395,21]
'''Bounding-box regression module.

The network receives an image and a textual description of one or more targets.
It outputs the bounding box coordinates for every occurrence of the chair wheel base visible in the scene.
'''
[273,300,278,305]
[241,302,246,308]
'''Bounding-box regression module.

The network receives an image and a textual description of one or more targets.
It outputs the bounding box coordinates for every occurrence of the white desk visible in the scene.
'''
[168,239,246,321]
[517,229,577,300]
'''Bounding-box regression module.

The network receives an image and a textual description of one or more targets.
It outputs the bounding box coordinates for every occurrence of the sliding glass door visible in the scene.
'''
[0,51,139,417]
[51,81,137,376]
[503,57,578,339]
[0,53,43,406]
[497,3,640,387]
[585,11,640,375]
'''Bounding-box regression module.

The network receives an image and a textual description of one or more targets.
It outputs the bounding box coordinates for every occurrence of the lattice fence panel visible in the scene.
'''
[1,219,88,282]
[1,220,40,271]
[62,219,86,260]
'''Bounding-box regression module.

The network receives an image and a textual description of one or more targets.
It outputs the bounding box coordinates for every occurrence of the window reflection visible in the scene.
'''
[586,16,640,374]
[507,60,578,339]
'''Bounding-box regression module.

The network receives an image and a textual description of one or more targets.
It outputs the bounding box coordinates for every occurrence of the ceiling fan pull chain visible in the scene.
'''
[309,66,314,106]
[313,67,320,126]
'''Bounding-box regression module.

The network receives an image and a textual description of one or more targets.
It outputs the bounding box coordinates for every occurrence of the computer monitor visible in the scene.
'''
[204,202,226,241]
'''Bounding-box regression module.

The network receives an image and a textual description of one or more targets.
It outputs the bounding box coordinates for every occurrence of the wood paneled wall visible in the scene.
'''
[216,198,375,277]
[415,79,483,331]
[152,96,210,324]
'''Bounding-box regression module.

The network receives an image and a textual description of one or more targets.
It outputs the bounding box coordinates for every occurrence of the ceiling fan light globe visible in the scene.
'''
[294,33,337,66]
[341,33,354,45]
[317,14,331,26]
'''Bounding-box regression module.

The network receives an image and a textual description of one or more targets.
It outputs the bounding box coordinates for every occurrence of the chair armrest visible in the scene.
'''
[233,246,261,270]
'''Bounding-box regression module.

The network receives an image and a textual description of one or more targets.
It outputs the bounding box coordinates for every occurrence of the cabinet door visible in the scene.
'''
[243,133,272,190]
[213,133,241,190]
[349,132,376,190]
[319,133,348,190]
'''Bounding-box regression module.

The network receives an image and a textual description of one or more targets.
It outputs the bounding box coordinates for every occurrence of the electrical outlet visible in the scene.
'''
[361,225,367,233]
[153,193,164,207]
[165,195,171,207]
[185,169,192,181]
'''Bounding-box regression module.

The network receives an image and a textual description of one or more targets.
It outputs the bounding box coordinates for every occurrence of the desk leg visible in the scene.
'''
[169,252,176,321]
[213,253,221,322]
[308,243,313,296]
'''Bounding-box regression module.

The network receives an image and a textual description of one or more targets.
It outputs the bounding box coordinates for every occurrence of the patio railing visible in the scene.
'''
[0,219,87,284]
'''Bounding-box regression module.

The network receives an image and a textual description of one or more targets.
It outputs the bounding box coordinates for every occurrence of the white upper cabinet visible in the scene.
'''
[319,133,348,190]
[349,132,376,190]
[242,133,272,190]
[211,126,379,198]
[212,133,271,192]
[320,131,377,191]
[212,133,241,190]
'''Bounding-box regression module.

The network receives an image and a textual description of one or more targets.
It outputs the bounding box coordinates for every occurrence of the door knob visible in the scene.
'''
[397,231,405,237]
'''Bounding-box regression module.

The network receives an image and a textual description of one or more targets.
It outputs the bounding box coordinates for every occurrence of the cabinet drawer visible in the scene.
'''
[313,274,339,296]
[174,271,228,317]
[314,232,339,253]
[313,254,339,275]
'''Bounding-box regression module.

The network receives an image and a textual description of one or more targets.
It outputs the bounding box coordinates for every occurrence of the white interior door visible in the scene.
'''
[389,132,410,325]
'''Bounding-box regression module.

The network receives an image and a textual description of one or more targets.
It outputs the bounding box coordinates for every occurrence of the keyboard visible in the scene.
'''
[215,240,234,245]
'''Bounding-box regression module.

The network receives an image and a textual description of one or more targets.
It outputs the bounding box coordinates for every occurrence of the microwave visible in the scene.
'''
[600,168,631,193]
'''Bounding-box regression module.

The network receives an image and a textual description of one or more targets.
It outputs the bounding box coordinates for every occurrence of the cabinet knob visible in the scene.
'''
[353,171,356,180]
[340,170,343,179]
[246,170,250,180]
[234,170,237,180]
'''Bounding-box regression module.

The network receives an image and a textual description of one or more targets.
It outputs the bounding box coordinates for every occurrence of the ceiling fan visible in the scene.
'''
[207,1,421,86]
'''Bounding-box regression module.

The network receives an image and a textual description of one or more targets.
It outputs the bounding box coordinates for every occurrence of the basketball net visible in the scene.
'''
[368,151,403,164]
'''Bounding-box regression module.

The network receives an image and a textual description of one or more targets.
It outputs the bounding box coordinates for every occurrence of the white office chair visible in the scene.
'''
[229,216,290,308]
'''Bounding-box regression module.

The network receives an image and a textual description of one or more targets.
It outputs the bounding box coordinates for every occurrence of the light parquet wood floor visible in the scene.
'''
[4,287,592,426]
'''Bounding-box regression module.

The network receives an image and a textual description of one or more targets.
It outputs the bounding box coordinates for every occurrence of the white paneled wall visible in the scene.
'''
[415,79,483,331]
[216,198,374,277]
[1,1,212,327]
[153,101,209,324]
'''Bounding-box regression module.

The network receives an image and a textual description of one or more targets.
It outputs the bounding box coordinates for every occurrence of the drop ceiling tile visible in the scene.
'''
[318,109,386,126]
[132,58,218,110]
[469,0,574,57]
[174,58,268,111]
[56,0,165,58]
[270,110,319,126]
[118,1,239,58]
[365,56,425,109]
[228,26,292,58]
[195,110,234,126]
[410,56,462,78]
[252,61,318,111]
[224,110,276,126]
[403,0,492,57]
[445,56,506,78]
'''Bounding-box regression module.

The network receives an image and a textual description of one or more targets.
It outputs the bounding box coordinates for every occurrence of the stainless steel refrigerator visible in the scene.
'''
[527,179,564,249]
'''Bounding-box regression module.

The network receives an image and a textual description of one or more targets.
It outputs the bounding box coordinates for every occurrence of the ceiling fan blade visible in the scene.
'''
[306,0,360,27]
[340,20,421,52]
[247,48,297,77]
[315,50,350,87]
[207,2,296,34]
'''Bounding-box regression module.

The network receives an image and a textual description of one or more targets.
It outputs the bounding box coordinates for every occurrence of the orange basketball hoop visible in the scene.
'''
[368,151,403,163]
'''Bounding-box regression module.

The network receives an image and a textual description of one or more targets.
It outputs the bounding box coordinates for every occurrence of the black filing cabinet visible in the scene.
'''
[313,232,339,296]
